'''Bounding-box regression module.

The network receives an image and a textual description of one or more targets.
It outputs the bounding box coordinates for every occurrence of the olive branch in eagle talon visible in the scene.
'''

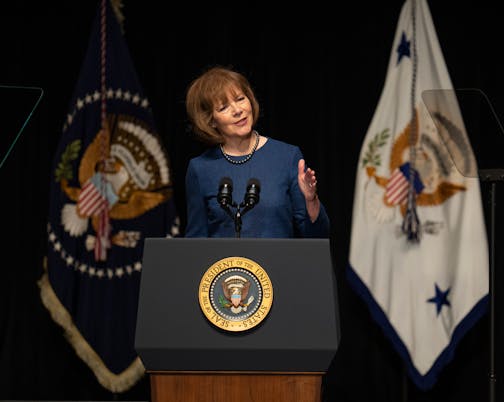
[362,128,390,167]
[219,294,232,308]
[55,140,82,182]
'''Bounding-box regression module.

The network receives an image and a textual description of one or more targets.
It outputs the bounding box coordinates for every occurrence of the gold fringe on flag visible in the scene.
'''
[38,257,145,393]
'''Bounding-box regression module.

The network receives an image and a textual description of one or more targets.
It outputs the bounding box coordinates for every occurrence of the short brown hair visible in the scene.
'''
[185,66,260,145]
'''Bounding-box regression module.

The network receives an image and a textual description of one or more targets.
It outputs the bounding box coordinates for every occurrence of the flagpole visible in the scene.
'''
[489,180,495,402]
[478,169,503,402]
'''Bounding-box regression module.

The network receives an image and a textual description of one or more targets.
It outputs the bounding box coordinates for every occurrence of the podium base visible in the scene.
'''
[150,371,323,402]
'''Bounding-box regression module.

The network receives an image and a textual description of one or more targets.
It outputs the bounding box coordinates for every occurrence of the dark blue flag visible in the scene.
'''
[39,0,179,392]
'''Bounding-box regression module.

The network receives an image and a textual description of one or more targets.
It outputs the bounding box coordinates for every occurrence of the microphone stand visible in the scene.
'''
[234,207,242,238]
[234,200,258,238]
[219,201,256,238]
[219,201,244,238]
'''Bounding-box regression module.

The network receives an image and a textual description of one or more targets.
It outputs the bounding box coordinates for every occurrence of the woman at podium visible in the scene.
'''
[183,66,330,238]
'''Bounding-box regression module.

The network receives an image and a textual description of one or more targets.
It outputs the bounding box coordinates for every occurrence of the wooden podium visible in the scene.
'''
[150,372,322,402]
[135,238,340,402]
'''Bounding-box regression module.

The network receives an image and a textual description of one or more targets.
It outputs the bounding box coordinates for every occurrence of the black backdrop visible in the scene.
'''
[0,1,502,401]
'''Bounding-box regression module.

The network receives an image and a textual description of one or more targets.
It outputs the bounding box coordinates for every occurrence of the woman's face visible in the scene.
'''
[211,87,253,140]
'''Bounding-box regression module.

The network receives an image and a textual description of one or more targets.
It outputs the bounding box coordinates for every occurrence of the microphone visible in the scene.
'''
[217,177,233,207]
[243,178,260,208]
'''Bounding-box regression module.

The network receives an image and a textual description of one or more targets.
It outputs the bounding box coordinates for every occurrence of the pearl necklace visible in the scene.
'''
[220,131,260,165]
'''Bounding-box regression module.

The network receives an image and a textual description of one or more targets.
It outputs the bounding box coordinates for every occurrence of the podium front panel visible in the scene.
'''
[135,238,340,372]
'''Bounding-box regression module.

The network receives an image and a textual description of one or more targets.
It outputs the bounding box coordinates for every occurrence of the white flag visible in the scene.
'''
[348,0,489,390]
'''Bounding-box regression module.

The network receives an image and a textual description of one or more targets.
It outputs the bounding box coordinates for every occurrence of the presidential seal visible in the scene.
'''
[198,256,273,332]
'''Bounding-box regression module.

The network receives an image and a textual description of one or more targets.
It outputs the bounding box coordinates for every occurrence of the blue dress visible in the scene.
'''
[184,137,330,238]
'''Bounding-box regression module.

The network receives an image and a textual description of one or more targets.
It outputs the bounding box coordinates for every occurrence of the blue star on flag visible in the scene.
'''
[427,284,451,316]
[396,31,410,64]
